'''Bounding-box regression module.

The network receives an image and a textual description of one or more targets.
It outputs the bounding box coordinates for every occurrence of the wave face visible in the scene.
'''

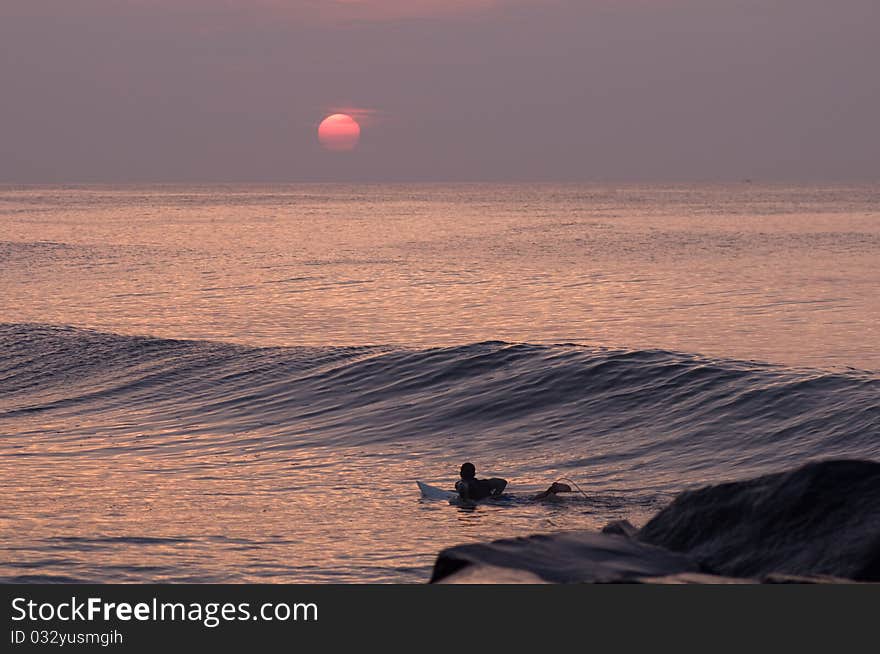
[2,323,878,479]
[1,323,879,582]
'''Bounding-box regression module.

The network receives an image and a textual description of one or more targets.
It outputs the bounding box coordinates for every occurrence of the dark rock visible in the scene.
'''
[430,531,702,584]
[638,459,880,582]
[602,519,639,539]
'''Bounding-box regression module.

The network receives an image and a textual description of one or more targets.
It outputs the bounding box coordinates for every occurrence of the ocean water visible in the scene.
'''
[1,183,878,583]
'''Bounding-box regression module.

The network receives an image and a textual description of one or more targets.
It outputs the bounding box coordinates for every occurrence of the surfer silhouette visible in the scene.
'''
[455,462,573,501]
[455,462,507,501]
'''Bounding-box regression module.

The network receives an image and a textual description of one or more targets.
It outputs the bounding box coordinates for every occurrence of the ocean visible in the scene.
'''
[1,183,878,582]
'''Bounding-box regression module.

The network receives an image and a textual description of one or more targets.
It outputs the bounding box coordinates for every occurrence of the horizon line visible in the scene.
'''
[2,177,879,187]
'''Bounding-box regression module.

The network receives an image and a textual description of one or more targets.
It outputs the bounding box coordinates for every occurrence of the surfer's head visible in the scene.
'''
[460,462,476,480]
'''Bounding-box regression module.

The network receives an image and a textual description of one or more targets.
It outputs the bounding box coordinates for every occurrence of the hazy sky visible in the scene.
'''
[1,0,878,182]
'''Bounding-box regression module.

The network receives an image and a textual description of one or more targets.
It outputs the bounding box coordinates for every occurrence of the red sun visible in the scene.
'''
[318,113,361,151]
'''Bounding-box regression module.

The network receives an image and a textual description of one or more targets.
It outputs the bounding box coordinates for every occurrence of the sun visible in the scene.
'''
[318,113,361,152]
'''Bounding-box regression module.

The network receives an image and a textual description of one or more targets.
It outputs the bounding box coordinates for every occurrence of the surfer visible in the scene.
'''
[454,462,574,501]
[455,462,507,501]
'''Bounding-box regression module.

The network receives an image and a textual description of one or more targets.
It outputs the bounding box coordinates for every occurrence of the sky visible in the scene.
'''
[1,0,878,183]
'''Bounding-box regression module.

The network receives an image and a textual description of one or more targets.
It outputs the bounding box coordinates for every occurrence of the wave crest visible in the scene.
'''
[1,324,878,483]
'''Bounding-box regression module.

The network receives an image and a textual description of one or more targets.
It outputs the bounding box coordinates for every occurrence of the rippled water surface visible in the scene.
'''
[1,184,878,582]
[3,183,879,367]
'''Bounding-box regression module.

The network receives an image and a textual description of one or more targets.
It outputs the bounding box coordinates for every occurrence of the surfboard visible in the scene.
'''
[417,481,504,506]
[417,481,457,501]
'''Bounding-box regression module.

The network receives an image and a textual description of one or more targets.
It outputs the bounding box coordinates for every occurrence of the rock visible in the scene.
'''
[601,519,639,538]
[638,459,880,582]
[430,531,702,584]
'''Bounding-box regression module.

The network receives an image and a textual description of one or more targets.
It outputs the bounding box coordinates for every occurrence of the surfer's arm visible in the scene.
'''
[532,482,572,500]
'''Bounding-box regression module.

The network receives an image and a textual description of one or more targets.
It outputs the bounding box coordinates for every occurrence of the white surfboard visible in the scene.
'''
[417,481,457,501]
